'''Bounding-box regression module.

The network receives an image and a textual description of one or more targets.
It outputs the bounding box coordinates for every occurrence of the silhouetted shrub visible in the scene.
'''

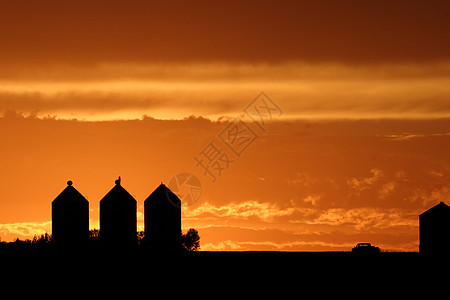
[182,228,200,251]
[137,231,145,244]
[32,233,52,246]
[89,229,99,239]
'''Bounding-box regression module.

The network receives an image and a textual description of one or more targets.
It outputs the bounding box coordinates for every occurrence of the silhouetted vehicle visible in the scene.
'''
[351,243,380,254]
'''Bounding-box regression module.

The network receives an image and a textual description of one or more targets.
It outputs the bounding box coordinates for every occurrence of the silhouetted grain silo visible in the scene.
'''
[419,201,450,255]
[100,177,137,246]
[52,180,89,246]
[144,184,181,251]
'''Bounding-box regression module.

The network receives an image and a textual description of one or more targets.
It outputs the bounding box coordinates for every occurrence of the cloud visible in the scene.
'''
[198,224,417,251]
[0,62,449,120]
[378,182,396,199]
[201,240,243,251]
[0,221,51,242]
[0,116,449,250]
[382,132,450,140]
[347,169,384,192]
[0,1,449,64]
[407,183,450,206]
[201,240,355,251]
[302,195,321,206]
[311,207,418,232]
[183,201,303,222]
[191,195,419,233]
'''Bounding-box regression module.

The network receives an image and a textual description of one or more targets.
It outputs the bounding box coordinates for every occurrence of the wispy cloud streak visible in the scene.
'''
[0,62,449,120]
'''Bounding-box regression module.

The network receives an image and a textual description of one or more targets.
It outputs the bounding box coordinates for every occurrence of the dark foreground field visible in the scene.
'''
[1,248,448,296]
[0,247,437,271]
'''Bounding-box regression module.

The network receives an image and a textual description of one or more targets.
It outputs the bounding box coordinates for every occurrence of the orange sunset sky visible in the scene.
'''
[1,0,450,251]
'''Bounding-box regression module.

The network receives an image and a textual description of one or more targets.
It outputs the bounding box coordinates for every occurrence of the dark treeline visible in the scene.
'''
[0,228,200,253]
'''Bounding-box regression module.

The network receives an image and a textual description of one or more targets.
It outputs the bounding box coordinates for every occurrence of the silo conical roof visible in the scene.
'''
[144,183,180,207]
[53,180,88,204]
[100,177,136,204]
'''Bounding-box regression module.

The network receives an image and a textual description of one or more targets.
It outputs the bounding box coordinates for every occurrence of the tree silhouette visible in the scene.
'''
[32,233,52,245]
[137,231,145,245]
[182,228,200,251]
[1,229,201,252]
[89,229,99,239]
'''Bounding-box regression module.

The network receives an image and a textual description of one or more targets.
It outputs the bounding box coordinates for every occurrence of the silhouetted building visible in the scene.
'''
[419,201,450,255]
[100,177,137,246]
[52,180,89,246]
[144,184,181,251]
